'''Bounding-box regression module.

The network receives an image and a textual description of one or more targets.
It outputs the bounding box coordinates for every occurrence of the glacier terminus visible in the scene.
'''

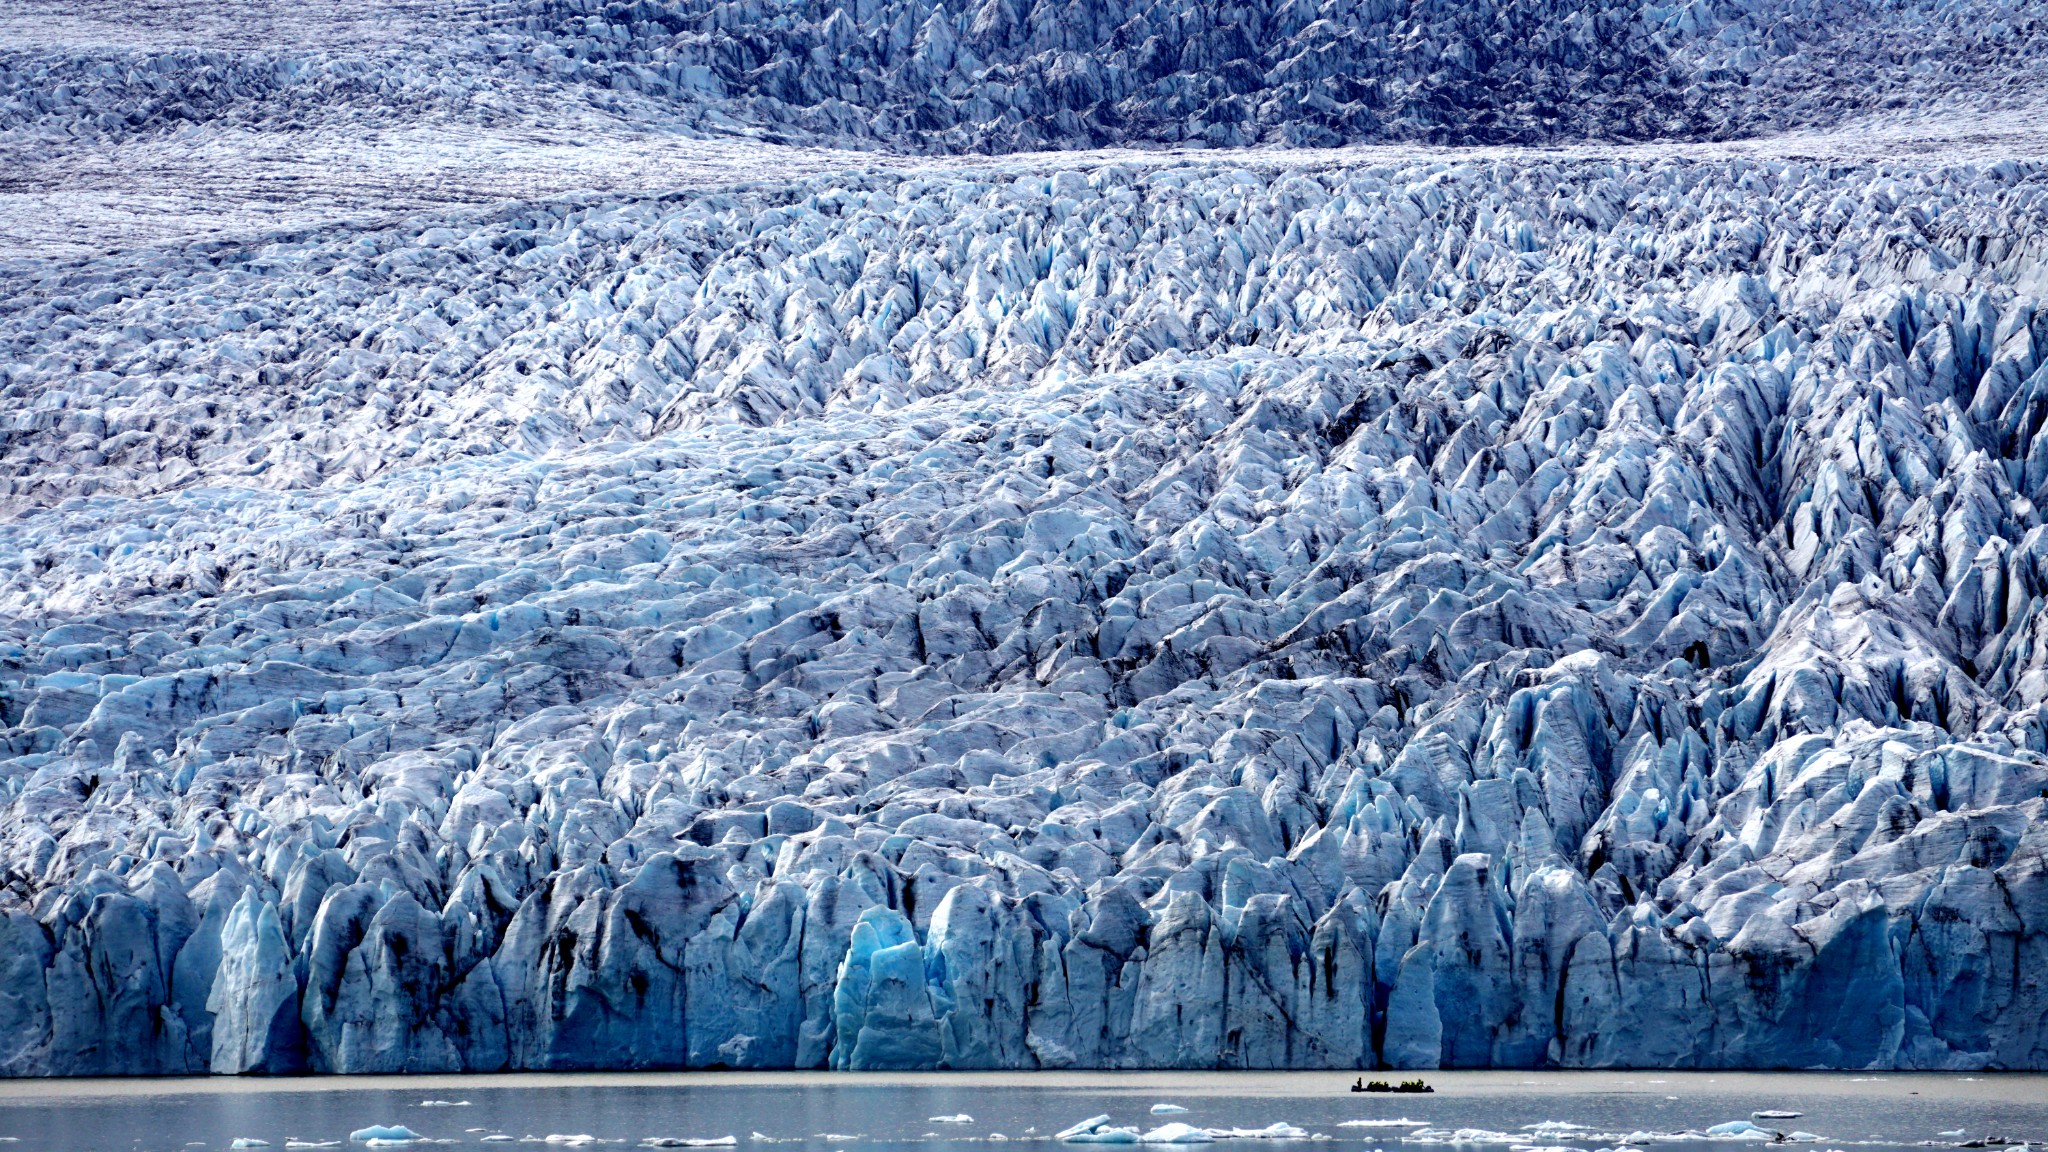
[1,0,2047,1078]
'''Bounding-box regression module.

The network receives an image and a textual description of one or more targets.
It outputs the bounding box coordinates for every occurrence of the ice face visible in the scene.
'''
[2,31,2048,1075]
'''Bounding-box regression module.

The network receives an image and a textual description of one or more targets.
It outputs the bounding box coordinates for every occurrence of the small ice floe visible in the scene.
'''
[1059,1119,1140,1145]
[642,1138,737,1147]
[1137,1124,1212,1144]
[351,1129,425,1145]
[1208,1126,1309,1141]
[231,1140,271,1148]
[1753,1115,1802,1122]
[1704,1124,1776,1142]
[286,1142,341,1149]
[750,1136,781,1143]
[931,1118,975,1125]
[1153,1109,1191,1117]
[1787,1135,1819,1143]
[544,1137,602,1147]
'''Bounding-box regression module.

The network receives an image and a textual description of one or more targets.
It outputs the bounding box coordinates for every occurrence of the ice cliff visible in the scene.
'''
[4,147,2048,1073]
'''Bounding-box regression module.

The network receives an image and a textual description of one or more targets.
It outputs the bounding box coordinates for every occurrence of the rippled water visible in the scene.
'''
[0,1073,2041,1152]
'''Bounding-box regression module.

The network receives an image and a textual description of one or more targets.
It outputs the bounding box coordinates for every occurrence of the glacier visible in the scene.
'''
[3,0,2048,1080]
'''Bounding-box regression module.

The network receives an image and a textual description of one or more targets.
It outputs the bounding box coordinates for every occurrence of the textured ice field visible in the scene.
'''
[4,0,2048,1079]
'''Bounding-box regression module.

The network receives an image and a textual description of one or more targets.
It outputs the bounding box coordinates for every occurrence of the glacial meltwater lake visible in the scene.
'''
[0,1073,2042,1152]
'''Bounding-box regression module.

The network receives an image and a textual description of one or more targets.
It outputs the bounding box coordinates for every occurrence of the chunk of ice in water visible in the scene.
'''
[350,1129,423,1144]
[642,1139,737,1147]
[231,1140,271,1149]
[1138,1125,1212,1144]
[930,1117,975,1125]
[1060,1119,1118,1141]
[1152,1109,1191,1117]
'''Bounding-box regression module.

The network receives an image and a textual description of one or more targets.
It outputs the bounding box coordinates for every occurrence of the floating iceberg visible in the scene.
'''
[1064,1119,1143,1144]
[1153,1109,1192,1117]
[350,1130,423,1145]
[1139,1125,1213,1144]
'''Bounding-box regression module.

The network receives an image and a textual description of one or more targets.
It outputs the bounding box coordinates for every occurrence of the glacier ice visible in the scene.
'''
[3,0,2048,1082]
[2,0,2042,159]
[0,150,2046,1073]
[2,140,2048,1075]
